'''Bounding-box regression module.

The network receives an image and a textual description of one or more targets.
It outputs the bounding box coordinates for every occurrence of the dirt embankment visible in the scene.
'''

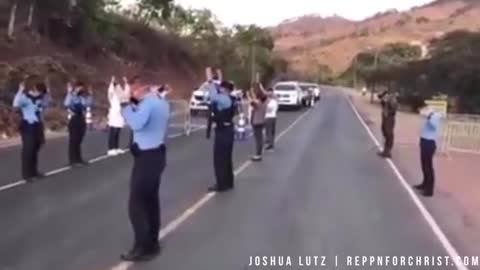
[0,30,202,137]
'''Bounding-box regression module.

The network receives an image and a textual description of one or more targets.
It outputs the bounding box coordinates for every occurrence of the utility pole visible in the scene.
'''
[370,50,380,103]
[250,37,256,89]
[353,55,357,90]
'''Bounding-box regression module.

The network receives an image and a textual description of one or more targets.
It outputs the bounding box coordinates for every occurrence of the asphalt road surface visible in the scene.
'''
[0,91,459,270]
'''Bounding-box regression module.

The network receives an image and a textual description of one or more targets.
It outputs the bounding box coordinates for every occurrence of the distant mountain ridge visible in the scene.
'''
[272,0,480,74]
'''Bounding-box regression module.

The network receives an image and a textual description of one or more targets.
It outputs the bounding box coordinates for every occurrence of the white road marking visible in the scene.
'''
[0,128,204,193]
[110,109,311,270]
[347,97,469,270]
[0,180,26,192]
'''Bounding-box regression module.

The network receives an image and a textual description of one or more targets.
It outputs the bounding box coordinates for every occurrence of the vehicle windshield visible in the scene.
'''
[274,84,297,91]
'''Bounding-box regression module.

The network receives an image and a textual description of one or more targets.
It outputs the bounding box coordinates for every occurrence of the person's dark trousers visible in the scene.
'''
[265,118,277,148]
[213,126,235,190]
[420,138,437,194]
[252,124,265,156]
[68,114,87,164]
[20,121,42,179]
[129,144,166,251]
[381,117,395,155]
[108,127,122,150]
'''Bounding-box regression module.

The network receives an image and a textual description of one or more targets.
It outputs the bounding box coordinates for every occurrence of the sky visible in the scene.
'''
[122,0,436,27]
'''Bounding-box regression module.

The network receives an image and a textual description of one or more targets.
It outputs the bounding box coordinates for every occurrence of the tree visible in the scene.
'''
[135,0,173,26]
[7,0,18,39]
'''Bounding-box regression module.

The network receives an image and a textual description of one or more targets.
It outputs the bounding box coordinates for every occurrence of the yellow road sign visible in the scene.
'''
[425,100,448,116]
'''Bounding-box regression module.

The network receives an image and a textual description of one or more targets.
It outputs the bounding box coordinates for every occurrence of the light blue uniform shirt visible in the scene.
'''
[12,90,50,124]
[202,82,232,111]
[420,112,442,141]
[64,92,93,113]
[122,93,170,150]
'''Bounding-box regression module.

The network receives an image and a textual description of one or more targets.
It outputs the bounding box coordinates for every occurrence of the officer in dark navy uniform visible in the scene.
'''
[64,81,93,166]
[204,79,236,192]
[116,82,170,262]
[12,78,51,181]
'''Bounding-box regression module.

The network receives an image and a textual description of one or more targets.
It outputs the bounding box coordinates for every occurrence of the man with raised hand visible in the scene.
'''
[116,79,170,262]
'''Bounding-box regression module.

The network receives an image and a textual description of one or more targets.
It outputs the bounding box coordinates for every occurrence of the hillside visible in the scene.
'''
[272,0,480,74]
[0,1,285,137]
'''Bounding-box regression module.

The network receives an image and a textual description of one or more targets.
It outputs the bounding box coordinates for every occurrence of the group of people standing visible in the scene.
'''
[10,69,284,262]
[246,85,278,161]
[13,77,93,180]
[376,89,442,197]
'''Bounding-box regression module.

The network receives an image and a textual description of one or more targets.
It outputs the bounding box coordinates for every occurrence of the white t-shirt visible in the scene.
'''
[265,99,278,119]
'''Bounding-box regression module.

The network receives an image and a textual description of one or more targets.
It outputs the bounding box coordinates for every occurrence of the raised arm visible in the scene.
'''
[426,113,441,130]
[108,77,116,101]
[12,82,27,108]
[122,99,152,131]
[64,82,74,107]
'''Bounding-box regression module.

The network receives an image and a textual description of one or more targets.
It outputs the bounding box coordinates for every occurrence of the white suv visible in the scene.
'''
[273,81,303,110]
[189,86,210,116]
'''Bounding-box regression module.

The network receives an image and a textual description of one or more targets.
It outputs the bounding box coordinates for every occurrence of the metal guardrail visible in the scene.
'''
[442,120,480,154]
[169,99,192,136]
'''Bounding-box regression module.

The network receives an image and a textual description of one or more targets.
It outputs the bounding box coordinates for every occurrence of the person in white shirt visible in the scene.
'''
[107,76,130,156]
[265,88,278,151]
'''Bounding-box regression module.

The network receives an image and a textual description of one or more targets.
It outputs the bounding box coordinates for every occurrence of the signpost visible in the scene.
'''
[425,100,448,117]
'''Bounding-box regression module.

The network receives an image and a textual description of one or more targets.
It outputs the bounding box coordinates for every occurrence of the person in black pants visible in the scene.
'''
[248,87,267,161]
[64,81,93,167]
[414,105,442,197]
[201,78,236,192]
[13,78,50,181]
[377,90,398,158]
[116,81,170,262]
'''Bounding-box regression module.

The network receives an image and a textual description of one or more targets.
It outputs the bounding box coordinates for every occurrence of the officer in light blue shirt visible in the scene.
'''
[414,103,443,197]
[117,83,169,262]
[64,81,93,166]
[12,79,51,181]
[203,79,236,192]
[203,76,232,138]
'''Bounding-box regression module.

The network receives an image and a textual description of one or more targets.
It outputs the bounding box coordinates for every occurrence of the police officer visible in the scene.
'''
[377,90,398,158]
[204,79,236,192]
[64,81,93,167]
[414,102,442,197]
[12,78,50,181]
[116,82,169,262]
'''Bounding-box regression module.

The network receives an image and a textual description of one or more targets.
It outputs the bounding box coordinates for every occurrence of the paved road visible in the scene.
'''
[0,91,457,270]
[0,123,190,188]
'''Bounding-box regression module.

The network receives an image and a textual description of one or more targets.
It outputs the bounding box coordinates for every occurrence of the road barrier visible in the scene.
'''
[169,99,192,136]
[441,114,480,154]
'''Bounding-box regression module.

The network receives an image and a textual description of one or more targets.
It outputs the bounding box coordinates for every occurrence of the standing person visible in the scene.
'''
[248,87,267,161]
[12,77,50,181]
[64,81,93,167]
[414,103,442,197]
[264,87,278,151]
[116,82,169,262]
[377,90,398,158]
[107,76,129,156]
[203,79,236,192]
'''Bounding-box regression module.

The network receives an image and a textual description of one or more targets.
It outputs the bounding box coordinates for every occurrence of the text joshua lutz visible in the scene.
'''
[248,256,328,267]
